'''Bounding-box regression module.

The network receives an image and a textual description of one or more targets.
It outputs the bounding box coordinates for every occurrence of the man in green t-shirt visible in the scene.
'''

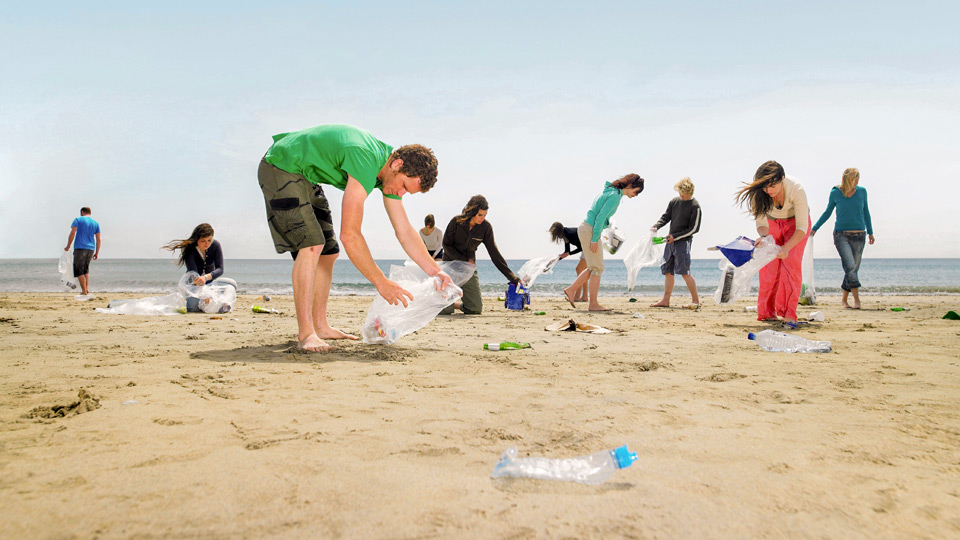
[257,124,452,352]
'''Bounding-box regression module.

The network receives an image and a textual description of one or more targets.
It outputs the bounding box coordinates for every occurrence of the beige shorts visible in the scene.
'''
[578,222,604,274]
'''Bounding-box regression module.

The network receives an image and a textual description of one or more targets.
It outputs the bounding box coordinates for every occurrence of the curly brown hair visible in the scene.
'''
[392,144,438,192]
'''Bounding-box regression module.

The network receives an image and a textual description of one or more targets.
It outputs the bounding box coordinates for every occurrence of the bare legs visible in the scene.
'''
[573,258,588,301]
[292,248,357,352]
[842,288,861,309]
[78,274,90,296]
[651,274,699,308]
[564,268,608,311]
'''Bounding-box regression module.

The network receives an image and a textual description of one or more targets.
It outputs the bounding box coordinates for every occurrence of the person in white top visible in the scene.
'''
[419,214,443,260]
[735,160,811,325]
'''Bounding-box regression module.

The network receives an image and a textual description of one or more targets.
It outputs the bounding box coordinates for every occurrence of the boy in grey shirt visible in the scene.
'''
[650,178,702,309]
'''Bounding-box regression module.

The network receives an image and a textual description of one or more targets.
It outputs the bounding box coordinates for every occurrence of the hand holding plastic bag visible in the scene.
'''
[517,255,561,288]
[600,219,626,255]
[58,252,78,290]
[362,261,475,345]
[179,272,237,313]
[713,235,780,305]
[623,231,665,290]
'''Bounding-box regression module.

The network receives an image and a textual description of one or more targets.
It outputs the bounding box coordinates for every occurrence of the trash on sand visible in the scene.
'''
[122,400,139,405]
[491,445,637,485]
[744,306,757,312]
[632,312,645,319]
[943,310,960,320]
[252,305,281,314]
[807,311,825,322]
[545,319,612,334]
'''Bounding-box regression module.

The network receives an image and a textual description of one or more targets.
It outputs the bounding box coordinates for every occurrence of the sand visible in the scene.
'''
[1,292,959,539]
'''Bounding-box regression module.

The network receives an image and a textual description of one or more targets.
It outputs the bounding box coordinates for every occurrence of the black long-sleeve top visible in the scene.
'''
[652,197,702,241]
[184,239,224,284]
[442,217,518,283]
[560,226,582,256]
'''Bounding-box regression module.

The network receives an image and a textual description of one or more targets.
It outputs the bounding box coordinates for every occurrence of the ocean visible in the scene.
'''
[2,258,959,297]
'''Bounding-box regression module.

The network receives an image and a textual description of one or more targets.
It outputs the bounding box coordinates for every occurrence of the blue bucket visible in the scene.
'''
[505,282,530,310]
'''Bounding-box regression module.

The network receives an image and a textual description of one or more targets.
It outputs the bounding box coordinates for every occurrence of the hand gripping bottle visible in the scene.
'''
[491,445,638,485]
[483,342,531,350]
[747,330,831,353]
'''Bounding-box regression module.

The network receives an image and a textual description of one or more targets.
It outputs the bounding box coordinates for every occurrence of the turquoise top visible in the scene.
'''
[812,186,873,234]
[584,182,623,242]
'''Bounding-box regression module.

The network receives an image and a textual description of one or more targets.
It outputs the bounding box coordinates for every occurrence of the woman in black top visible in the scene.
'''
[440,195,519,315]
[549,222,587,301]
[163,223,237,312]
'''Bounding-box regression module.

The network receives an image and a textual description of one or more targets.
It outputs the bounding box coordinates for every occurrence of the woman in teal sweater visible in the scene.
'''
[563,173,645,311]
[811,167,875,309]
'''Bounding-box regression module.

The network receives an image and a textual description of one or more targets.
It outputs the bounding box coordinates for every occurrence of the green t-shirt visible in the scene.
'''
[264,124,399,199]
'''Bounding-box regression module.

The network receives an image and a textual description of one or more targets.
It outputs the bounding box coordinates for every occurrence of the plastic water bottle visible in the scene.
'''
[252,305,279,314]
[491,445,638,485]
[652,236,666,245]
[483,342,531,350]
[747,330,831,353]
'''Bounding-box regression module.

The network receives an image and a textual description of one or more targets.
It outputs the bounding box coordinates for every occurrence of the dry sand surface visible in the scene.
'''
[1,292,959,539]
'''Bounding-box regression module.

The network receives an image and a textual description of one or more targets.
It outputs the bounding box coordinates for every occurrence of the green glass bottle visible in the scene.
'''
[483,342,531,350]
[890,307,910,312]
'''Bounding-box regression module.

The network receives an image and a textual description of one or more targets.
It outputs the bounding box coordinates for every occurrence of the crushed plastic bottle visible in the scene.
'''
[748,329,831,353]
[807,311,825,322]
[491,445,637,485]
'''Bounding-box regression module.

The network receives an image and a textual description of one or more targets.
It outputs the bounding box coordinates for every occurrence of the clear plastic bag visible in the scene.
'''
[799,234,816,305]
[623,231,665,290]
[179,272,237,314]
[362,261,476,345]
[58,252,78,290]
[95,293,185,316]
[712,235,780,305]
[517,255,560,288]
[600,219,626,255]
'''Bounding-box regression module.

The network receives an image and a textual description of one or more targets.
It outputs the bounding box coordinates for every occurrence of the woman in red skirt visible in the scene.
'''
[736,161,811,325]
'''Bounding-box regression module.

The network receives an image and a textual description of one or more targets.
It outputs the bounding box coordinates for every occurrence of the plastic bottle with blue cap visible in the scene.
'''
[491,445,638,485]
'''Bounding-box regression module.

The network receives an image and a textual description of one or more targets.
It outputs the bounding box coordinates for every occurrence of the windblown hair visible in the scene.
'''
[424,214,435,228]
[840,167,859,197]
[392,144,439,192]
[674,177,695,195]
[610,173,644,192]
[735,160,785,219]
[163,223,214,267]
[455,195,489,224]
[549,222,566,243]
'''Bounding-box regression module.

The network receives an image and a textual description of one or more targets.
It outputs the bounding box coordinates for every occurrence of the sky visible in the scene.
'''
[2,0,958,261]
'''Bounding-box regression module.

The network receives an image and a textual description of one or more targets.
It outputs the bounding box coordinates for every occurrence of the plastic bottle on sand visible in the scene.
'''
[483,342,531,350]
[252,305,279,314]
[491,445,638,485]
[748,330,831,353]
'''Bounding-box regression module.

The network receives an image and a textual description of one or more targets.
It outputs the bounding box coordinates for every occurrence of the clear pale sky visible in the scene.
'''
[2,1,958,260]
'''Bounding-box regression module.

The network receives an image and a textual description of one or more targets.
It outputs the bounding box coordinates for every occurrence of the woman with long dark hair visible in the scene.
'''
[549,222,587,301]
[163,223,237,312]
[735,161,810,324]
[563,173,645,311]
[440,195,519,314]
[811,167,874,309]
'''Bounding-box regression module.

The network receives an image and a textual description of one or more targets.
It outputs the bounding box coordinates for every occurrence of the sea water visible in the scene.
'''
[1,258,958,296]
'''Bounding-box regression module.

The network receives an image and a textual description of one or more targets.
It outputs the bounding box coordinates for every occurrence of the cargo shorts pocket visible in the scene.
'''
[269,197,309,247]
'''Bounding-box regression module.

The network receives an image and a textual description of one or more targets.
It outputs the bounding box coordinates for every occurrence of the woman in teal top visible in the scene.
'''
[563,173,645,311]
[811,167,875,309]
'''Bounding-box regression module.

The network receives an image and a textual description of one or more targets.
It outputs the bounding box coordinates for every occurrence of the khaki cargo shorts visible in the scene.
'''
[258,158,339,256]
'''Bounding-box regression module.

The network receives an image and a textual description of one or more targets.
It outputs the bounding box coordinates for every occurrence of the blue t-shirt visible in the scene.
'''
[812,186,873,234]
[71,216,101,250]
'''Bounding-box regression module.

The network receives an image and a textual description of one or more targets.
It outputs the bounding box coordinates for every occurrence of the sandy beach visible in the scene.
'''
[1,292,958,539]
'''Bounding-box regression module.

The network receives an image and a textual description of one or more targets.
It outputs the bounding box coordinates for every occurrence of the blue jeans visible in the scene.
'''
[833,231,866,291]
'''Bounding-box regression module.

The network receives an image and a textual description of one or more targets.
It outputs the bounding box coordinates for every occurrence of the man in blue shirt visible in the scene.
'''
[64,207,101,296]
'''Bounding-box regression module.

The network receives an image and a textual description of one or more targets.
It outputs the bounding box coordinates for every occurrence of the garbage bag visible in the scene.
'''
[712,235,780,305]
[799,234,816,305]
[715,236,758,267]
[95,293,185,316]
[362,261,476,345]
[600,219,626,255]
[623,231,665,291]
[517,255,560,288]
[58,252,78,290]
[179,272,237,313]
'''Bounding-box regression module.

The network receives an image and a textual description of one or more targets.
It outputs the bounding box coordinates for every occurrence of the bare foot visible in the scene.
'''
[316,326,358,340]
[563,288,577,308]
[588,304,611,311]
[649,300,670,307]
[573,296,586,302]
[851,302,861,309]
[842,301,853,309]
[297,334,332,352]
